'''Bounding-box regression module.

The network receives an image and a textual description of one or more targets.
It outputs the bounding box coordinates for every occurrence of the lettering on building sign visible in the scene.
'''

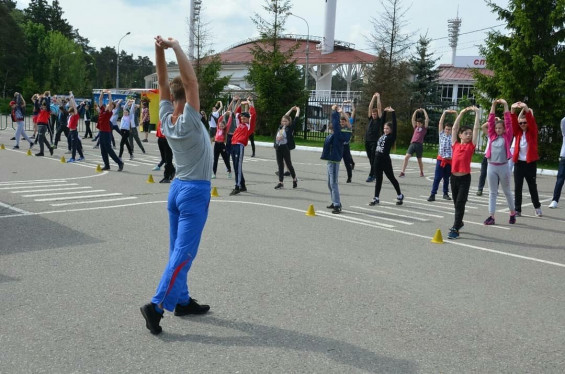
[474,59,486,66]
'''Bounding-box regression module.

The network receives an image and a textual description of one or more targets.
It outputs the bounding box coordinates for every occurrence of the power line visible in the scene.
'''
[430,23,506,42]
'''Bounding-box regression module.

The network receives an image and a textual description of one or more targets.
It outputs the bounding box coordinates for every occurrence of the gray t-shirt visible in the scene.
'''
[489,136,507,164]
[159,100,213,181]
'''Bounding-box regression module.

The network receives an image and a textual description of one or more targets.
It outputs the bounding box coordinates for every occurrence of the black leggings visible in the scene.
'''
[451,174,471,230]
[343,143,354,180]
[514,160,540,211]
[213,142,231,174]
[373,155,401,198]
[119,129,133,158]
[275,144,296,182]
[158,137,175,179]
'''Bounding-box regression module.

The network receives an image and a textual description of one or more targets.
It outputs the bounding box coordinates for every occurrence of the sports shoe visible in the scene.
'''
[118,163,124,172]
[369,197,379,206]
[447,228,459,239]
[174,298,210,316]
[548,200,558,209]
[366,176,375,183]
[35,152,44,157]
[211,174,216,179]
[443,194,452,200]
[152,165,161,171]
[130,154,134,160]
[293,180,297,188]
[29,142,34,148]
[483,216,495,225]
[230,188,240,196]
[284,171,290,176]
[274,183,283,189]
[49,147,54,156]
[509,214,516,224]
[102,166,111,171]
[396,194,404,205]
[12,145,19,149]
[77,157,85,161]
[535,208,542,217]
[159,178,171,183]
[239,186,247,192]
[476,190,483,196]
[326,204,335,209]
[346,178,351,183]
[142,139,148,142]
[67,158,76,163]
[398,172,405,178]
[332,205,341,214]
[140,303,163,335]
[427,194,435,202]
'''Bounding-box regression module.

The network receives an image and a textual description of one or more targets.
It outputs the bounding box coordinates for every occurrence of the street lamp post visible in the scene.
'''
[116,31,131,89]
[288,12,310,136]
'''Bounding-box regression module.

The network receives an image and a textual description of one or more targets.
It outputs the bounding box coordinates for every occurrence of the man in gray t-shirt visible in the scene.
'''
[140,35,213,336]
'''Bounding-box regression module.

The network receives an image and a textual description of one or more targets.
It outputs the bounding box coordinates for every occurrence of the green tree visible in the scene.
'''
[474,0,565,160]
[0,1,27,97]
[246,0,308,135]
[407,35,440,108]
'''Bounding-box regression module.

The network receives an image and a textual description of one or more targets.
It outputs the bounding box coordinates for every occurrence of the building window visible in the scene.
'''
[439,84,454,102]
[457,85,475,101]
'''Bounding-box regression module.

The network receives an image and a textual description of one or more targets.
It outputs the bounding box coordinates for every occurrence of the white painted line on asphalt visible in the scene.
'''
[23,190,105,198]
[49,196,137,207]
[11,186,93,194]
[404,197,478,210]
[352,206,429,221]
[0,179,66,186]
[378,204,445,218]
[317,210,396,228]
[0,183,79,190]
[0,201,32,215]
[35,193,121,202]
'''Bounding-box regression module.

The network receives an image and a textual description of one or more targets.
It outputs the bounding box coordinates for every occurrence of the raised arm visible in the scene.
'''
[216,100,223,112]
[471,106,481,145]
[155,36,171,102]
[368,93,381,118]
[452,108,467,145]
[411,109,418,128]
[422,108,429,128]
[68,91,77,113]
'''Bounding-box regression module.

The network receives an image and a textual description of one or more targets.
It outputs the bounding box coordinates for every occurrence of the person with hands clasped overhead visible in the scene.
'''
[321,104,352,214]
[140,36,213,335]
[511,101,542,217]
[96,90,124,171]
[483,99,516,225]
[65,92,85,162]
[229,96,256,195]
[369,106,404,206]
[365,92,383,182]
[274,106,299,189]
[428,110,455,201]
[399,108,429,177]
[447,106,480,239]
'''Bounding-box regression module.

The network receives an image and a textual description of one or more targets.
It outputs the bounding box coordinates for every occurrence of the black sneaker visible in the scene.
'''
[346,178,351,183]
[443,194,452,200]
[29,142,34,149]
[284,171,291,177]
[174,298,210,316]
[332,205,342,214]
[230,188,240,196]
[239,186,247,192]
[140,303,163,335]
[102,166,111,171]
[35,152,44,157]
[293,180,297,188]
[49,147,54,156]
[159,177,171,183]
[427,194,435,202]
[118,163,124,172]
[396,194,404,205]
[274,183,283,189]
[369,197,379,206]
[12,145,19,149]
[326,204,334,209]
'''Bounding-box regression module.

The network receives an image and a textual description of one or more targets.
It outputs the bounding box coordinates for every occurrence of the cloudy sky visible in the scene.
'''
[15,0,506,65]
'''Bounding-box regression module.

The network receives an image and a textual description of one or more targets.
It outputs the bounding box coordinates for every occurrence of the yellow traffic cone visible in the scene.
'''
[147,174,155,183]
[1,144,5,150]
[27,149,32,156]
[96,164,103,173]
[211,186,219,197]
[60,156,66,163]
[431,229,444,244]
[305,204,316,217]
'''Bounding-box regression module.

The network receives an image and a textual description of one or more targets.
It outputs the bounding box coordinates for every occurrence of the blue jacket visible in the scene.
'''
[321,111,351,162]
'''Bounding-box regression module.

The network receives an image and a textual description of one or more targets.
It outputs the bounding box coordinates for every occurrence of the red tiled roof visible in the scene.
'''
[211,38,377,65]
[438,64,494,82]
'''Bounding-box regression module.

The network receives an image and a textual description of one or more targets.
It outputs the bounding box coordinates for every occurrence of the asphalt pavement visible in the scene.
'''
[1,131,564,373]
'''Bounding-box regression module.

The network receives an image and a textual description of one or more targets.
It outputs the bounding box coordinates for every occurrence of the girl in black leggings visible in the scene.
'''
[274,106,300,189]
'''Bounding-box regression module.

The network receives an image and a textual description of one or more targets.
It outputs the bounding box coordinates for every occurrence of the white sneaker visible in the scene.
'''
[535,208,543,217]
[548,200,558,209]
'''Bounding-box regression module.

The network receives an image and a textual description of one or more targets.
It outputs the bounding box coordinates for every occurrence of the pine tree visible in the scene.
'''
[407,36,440,108]
[246,0,308,135]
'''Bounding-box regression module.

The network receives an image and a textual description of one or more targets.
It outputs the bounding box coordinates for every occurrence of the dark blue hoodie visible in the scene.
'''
[321,110,351,162]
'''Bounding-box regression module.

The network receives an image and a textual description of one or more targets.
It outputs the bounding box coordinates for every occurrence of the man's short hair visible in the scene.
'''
[371,108,378,113]
[170,77,185,102]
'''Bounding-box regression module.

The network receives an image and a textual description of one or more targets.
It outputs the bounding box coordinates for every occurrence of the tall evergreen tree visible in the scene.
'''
[474,0,565,160]
[246,0,308,135]
[0,1,26,97]
[407,35,440,108]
